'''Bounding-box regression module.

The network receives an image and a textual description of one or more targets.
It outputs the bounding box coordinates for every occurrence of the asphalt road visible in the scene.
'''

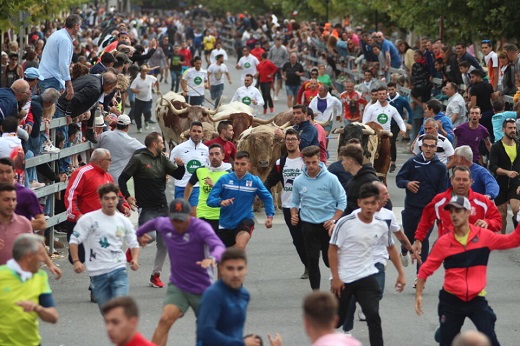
[40,61,520,346]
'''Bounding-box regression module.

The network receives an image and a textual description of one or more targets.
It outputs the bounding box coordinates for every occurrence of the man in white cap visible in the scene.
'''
[96,114,145,183]
[415,195,520,346]
[24,67,44,94]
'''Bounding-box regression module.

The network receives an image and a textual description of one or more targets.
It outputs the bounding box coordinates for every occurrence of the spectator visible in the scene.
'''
[3,53,23,88]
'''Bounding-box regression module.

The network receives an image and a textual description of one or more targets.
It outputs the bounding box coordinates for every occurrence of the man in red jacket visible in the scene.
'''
[415,195,520,346]
[65,148,131,264]
[256,52,278,114]
[413,166,501,256]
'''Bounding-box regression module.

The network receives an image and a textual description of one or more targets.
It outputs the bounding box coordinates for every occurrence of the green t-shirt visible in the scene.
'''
[318,74,333,88]
[0,266,52,346]
[195,167,230,220]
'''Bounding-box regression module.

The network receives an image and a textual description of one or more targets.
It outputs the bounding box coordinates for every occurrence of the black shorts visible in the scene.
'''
[495,187,520,206]
[199,218,219,233]
[204,49,212,55]
[217,219,255,247]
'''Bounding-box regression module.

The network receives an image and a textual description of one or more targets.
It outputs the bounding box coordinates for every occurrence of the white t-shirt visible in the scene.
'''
[170,138,209,187]
[330,213,390,283]
[69,209,139,277]
[130,75,157,101]
[279,156,304,208]
[485,51,499,69]
[412,133,454,164]
[183,67,208,97]
[362,101,406,132]
[231,85,264,111]
[207,63,229,86]
[353,208,397,266]
[237,54,259,80]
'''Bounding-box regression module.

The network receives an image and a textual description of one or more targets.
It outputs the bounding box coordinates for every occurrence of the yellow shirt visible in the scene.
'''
[203,35,216,51]
[0,266,52,345]
[503,142,517,163]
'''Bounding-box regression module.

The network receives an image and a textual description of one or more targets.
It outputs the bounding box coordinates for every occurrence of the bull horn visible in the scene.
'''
[381,130,393,137]
[316,112,334,128]
[204,108,218,115]
[332,127,345,134]
[280,121,292,129]
[253,114,278,125]
[167,100,188,115]
[207,112,230,122]
[362,127,375,135]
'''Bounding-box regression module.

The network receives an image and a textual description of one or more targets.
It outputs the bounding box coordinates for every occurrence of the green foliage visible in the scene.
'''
[0,0,89,31]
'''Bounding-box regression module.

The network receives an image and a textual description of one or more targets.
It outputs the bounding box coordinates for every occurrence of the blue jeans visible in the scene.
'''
[187,95,204,106]
[24,150,38,186]
[39,77,63,94]
[90,267,128,312]
[285,84,300,97]
[174,186,200,206]
[343,262,385,331]
[138,206,169,274]
[170,70,181,93]
[210,84,224,108]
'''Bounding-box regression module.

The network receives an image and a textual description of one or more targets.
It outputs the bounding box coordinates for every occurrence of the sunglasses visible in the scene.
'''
[481,39,491,44]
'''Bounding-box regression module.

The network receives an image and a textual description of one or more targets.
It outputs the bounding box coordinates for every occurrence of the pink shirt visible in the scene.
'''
[313,333,362,346]
[0,213,32,265]
[314,123,327,163]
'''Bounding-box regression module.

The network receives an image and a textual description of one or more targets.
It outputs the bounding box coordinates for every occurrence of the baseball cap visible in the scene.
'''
[117,114,131,125]
[24,67,44,80]
[169,198,191,221]
[444,196,471,211]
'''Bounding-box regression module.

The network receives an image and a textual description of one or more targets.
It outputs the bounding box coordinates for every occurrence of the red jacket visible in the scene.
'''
[418,224,520,301]
[414,188,501,242]
[65,164,129,222]
[257,59,278,83]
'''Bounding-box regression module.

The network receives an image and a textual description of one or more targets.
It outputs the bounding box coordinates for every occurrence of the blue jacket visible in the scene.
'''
[207,172,274,229]
[294,120,319,150]
[291,163,346,223]
[197,280,250,346]
[0,88,17,120]
[396,153,448,209]
[419,112,454,143]
[389,94,413,124]
[469,163,499,199]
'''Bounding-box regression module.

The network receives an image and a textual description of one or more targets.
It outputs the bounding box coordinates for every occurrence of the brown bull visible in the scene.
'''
[207,101,278,144]
[333,121,392,185]
[237,124,288,210]
[155,91,217,151]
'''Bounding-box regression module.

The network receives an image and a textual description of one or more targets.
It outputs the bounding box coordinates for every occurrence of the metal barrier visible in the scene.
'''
[25,117,93,253]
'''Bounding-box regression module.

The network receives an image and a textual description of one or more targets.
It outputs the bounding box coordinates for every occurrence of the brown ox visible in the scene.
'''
[207,102,277,144]
[237,124,289,210]
[333,121,392,185]
[155,92,217,151]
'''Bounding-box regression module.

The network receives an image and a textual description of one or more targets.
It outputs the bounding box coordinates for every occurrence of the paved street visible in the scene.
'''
[40,63,520,345]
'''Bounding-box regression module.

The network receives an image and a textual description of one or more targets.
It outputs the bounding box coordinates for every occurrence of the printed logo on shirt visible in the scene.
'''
[377,113,389,124]
[246,180,252,187]
[244,62,251,68]
[187,159,203,174]
[242,96,252,105]
[194,76,203,85]
[183,233,190,242]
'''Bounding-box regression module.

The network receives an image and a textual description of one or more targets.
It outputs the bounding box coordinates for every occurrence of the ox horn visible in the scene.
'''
[168,100,188,115]
[280,121,292,129]
[362,127,375,135]
[332,127,344,134]
[316,112,334,128]
[202,107,218,115]
[207,112,231,122]
[253,114,278,125]
[381,130,393,137]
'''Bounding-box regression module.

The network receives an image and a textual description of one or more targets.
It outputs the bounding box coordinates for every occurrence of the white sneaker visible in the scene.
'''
[400,253,410,267]
[274,96,278,101]
[30,181,45,190]
[42,142,60,154]
[358,309,366,321]
[344,330,353,337]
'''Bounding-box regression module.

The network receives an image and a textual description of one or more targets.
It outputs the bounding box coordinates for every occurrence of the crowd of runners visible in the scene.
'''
[1,6,520,346]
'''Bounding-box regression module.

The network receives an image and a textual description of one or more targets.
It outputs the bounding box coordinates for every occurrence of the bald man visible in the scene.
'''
[0,79,31,120]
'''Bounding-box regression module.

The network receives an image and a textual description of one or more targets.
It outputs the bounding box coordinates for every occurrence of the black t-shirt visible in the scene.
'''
[470,81,494,112]
[170,53,185,72]
[282,62,304,86]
